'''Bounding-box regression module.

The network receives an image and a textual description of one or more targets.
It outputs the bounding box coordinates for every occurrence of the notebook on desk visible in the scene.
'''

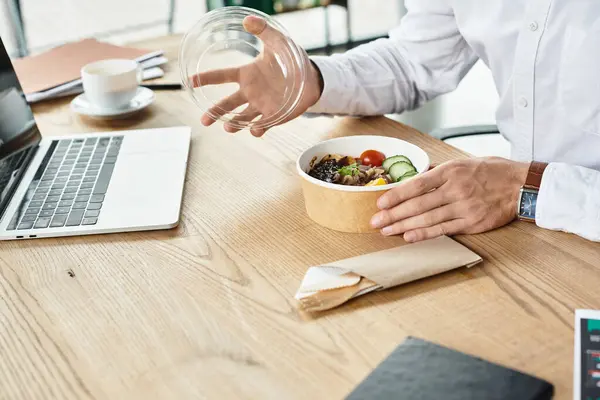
[12,39,168,103]
[346,337,554,400]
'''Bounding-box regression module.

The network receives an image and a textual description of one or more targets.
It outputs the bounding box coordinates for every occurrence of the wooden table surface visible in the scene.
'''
[1,35,599,400]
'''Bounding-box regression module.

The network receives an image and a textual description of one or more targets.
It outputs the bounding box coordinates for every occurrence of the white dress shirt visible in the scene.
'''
[309,0,600,241]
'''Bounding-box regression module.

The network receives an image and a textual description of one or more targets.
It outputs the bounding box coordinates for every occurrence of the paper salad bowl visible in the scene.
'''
[296,135,430,233]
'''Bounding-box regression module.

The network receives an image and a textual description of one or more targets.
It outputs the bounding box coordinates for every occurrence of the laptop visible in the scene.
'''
[0,38,191,240]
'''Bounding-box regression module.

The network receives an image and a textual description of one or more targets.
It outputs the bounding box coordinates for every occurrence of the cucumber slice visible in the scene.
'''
[388,161,417,182]
[382,155,414,172]
[399,171,418,182]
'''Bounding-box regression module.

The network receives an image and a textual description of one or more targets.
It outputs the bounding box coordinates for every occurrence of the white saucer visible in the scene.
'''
[70,87,155,119]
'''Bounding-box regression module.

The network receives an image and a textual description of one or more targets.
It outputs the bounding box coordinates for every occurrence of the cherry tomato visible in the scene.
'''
[360,150,385,167]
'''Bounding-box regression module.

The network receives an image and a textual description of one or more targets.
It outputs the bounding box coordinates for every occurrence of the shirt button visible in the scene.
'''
[529,21,539,31]
[519,97,528,108]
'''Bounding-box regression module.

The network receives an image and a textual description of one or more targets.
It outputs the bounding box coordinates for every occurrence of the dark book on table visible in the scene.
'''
[346,337,554,400]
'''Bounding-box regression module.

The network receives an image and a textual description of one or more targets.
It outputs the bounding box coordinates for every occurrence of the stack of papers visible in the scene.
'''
[12,39,168,103]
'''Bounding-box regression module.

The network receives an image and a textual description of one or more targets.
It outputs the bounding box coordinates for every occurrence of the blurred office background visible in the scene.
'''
[0,0,508,157]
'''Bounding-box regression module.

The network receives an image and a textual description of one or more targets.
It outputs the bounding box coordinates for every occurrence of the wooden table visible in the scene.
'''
[2,35,599,400]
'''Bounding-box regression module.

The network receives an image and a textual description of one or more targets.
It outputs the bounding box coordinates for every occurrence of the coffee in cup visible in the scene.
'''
[81,59,141,109]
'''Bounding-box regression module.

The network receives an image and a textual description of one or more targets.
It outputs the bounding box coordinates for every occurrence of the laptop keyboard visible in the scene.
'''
[7,136,122,231]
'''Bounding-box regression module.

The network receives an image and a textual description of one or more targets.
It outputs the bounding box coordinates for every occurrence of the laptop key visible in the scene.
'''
[66,181,80,187]
[80,183,94,189]
[39,210,54,217]
[42,202,57,210]
[83,177,96,183]
[82,217,98,226]
[66,210,85,226]
[64,187,78,194]
[75,195,90,203]
[87,203,102,210]
[18,221,35,230]
[72,202,87,209]
[51,184,66,190]
[78,188,92,195]
[20,215,37,223]
[89,194,104,203]
[36,187,50,194]
[25,208,40,215]
[61,193,76,200]
[34,217,51,229]
[58,200,73,207]
[93,163,116,194]
[87,165,100,171]
[57,171,70,177]
[55,207,71,214]
[46,195,61,202]
[38,181,52,187]
[49,189,62,196]
[50,215,68,227]
[29,200,43,208]
[104,156,118,164]
[84,210,100,218]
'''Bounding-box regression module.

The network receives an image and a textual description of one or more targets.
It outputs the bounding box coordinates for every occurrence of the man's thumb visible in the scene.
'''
[242,15,283,47]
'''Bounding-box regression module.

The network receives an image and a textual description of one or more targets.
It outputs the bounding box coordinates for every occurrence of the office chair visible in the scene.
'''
[429,124,511,158]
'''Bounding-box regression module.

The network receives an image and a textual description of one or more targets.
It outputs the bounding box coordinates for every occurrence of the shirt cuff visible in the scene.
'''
[536,162,600,241]
[306,55,352,115]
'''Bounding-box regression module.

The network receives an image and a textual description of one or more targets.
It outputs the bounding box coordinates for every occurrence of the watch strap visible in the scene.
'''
[524,161,548,190]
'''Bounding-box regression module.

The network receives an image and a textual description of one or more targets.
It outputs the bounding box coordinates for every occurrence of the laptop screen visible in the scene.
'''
[0,37,42,218]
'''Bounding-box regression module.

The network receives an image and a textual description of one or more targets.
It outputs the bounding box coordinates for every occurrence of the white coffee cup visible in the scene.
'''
[81,59,142,109]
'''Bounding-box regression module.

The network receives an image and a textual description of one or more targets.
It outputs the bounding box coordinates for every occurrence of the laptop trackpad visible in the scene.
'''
[98,152,188,229]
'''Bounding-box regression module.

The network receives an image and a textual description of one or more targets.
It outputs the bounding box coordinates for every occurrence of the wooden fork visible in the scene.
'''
[298,277,379,312]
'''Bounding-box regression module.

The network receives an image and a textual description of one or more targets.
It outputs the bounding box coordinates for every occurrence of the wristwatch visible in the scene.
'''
[517,161,548,222]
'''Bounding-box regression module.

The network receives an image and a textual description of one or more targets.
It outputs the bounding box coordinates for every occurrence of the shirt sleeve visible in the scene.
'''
[307,0,478,116]
[536,163,600,241]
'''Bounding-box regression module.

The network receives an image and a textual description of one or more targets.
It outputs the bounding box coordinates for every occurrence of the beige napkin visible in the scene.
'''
[295,236,482,312]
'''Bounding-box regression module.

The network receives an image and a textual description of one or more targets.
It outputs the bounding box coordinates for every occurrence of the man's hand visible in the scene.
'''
[371,157,530,242]
[191,16,323,137]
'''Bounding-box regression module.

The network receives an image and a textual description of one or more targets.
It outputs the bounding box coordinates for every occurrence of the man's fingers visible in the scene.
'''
[250,126,267,137]
[243,15,286,48]
[403,219,467,243]
[190,68,239,87]
[224,108,262,133]
[379,204,458,236]
[201,91,246,126]
[377,169,446,210]
[371,187,449,229]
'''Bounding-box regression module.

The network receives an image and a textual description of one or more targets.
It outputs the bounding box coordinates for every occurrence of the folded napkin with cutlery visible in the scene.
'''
[295,236,482,312]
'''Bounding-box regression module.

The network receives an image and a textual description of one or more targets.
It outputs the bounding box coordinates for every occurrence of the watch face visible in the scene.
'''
[520,191,537,219]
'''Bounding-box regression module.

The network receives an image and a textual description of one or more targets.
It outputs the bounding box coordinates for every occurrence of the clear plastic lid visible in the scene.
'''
[180,6,307,131]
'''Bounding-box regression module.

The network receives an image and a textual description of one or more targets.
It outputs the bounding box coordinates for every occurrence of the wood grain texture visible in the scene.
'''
[0,35,598,400]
